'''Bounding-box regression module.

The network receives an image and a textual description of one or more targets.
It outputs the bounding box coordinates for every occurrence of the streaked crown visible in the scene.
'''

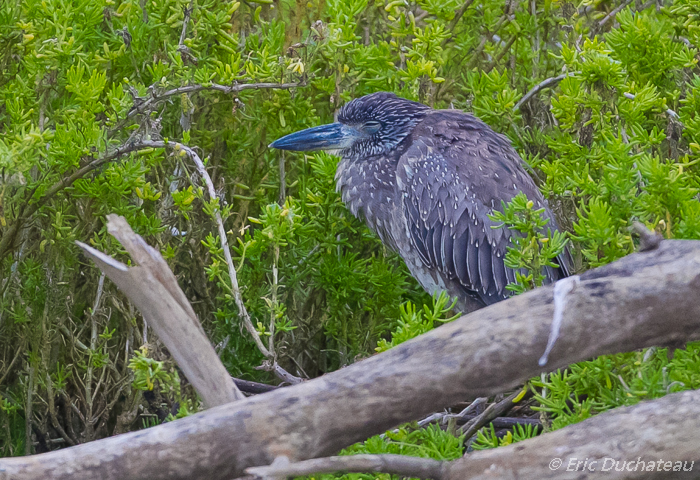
[337,92,431,158]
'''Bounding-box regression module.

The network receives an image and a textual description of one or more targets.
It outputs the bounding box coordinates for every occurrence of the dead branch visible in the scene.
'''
[123,81,304,122]
[445,388,700,479]
[246,454,447,479]
[250,388,700,479]
[459,389,524,438]
[631,221,663,252]
[513,72,576,112]
[173,142,301,384]
[233,378,278,395]
[594,0,634,34]
[3,239,700,478]
[77,215,243,407]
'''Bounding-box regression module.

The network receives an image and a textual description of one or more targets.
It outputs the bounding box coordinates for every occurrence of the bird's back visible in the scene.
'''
[389,109,570,312]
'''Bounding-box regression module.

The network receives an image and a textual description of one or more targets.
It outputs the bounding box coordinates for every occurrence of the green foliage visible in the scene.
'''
[1,0,700,463]
[302,424,464,480]
[531,343,700,431]
[128,347,181,398]
[375,292,458,353]
[471,423,540,450]
[229,152,423,374]
[489,193,569,294]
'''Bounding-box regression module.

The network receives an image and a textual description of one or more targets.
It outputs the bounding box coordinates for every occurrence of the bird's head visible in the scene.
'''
[270,92,431,158]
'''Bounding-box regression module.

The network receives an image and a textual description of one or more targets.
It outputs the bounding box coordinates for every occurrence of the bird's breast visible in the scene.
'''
[336,155,403,250]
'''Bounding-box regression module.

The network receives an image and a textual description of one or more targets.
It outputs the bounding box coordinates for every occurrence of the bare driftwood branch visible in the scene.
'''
[77,215,243,407]
[631,221,663,252]
[252,389,700,480]
[246,454,447,479]
[3,239,700,479]
[445,388,700,479]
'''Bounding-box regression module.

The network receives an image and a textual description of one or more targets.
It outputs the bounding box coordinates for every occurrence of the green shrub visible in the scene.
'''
[0,0,699,464]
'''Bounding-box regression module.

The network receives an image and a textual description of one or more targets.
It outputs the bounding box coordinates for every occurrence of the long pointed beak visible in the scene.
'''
[269,123,357,152]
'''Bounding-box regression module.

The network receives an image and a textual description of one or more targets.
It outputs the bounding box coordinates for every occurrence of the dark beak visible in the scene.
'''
[269,123,357,152]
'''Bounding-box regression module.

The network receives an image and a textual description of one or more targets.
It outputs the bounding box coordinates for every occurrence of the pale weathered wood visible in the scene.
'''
[244,389,700,480]
[246,454,447,479]
[1,239,699,479]
[445,388,700,479]
[76,215,243,408]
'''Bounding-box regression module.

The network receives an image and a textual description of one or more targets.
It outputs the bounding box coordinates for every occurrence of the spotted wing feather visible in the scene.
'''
[396,110,570,308]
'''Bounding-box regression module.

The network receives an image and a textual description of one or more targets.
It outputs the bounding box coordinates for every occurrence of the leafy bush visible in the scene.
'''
[1,0,699,466]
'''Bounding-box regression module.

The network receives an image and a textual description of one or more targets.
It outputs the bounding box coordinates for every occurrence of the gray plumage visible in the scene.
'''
[271,92,570,313]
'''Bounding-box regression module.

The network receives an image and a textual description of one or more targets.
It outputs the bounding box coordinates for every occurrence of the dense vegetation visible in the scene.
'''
[1,0,700,470]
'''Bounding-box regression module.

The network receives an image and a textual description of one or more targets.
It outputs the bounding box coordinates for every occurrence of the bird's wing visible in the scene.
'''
[395,110,568,305]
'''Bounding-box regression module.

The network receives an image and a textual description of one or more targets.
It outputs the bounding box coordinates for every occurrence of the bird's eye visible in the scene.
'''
[363,121,381,134]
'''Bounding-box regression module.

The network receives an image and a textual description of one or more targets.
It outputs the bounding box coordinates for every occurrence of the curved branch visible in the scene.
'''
[514,73,576,112]
[0,140,159,260]
[121,81,304,124]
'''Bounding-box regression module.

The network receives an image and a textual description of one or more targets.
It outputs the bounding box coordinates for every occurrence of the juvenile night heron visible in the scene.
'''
[271,92,570,313]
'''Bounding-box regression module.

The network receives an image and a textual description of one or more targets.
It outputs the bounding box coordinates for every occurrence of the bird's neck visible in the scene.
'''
[335,153,399,248]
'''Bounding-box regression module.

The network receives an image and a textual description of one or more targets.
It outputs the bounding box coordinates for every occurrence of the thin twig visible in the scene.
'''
[278,152,285,206]
[115,81,304,131]
[622,91,681,121]
[416,397,487,428]
[140,0,148,23]
[514,72,576,111]
[457,414,541,429]
[256,362,303,385]
[443,0,476,44]
[173,143,272,359]
[58,325,89,352]
[178,0,194,47]
[484,34,517,74]
[594,0,633,33]
[466,14,510,69]
[25,363,35,455]
[163,142,301,384]
[268,244,279,355]
[0,344,23,387]
[246,454,447,480]
[85,272,105,441]
[177,0,197,64]
[45,373,76,446]
[460,388,525,439]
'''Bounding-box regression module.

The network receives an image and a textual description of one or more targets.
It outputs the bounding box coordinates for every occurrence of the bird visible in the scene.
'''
[270,92,570,313]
